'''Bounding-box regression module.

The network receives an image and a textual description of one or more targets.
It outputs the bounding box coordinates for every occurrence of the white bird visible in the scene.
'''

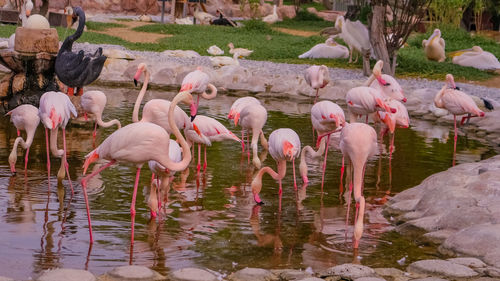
[209,52,240,68]
[80,90,121,139]
[228,96,261,152]
[175,17,194,25]
[236,103,269,168]
[299,37,349,59]
[451,46,500,70]
[334,16,372,63]
[207,45,224,56]
[6,104,40,173]
[194,6,215,25]
[422,29,445,62]
[262,5,279,24]
[228,42,253,58]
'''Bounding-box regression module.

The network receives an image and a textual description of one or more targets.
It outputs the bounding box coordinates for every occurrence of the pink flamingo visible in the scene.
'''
[6,104,40,174]
[434,74,485,164]
[304,65,330,104]
[39,91,77,189]
[365,60,407,102]
[180,67,217,121]
[132,63,191,133]
[228,96,261,151]
[252,128,301,207]
[373,98,409,158]
[147,139,182,218]
[300,101,345,189]
[81,91,194,244]
[339,122,377,248]
[235,103,269,168]
[185,115,241,173]
[345,86,396,123]
[80,90,121,139]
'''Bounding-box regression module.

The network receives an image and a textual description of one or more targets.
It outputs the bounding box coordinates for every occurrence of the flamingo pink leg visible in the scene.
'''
[17,130,20,137]
[345,181,353,239]
[203,145,207,171]
[389,133,395,160]
[320,134,331,192]
[45,128,51,188]
[314,88,319,104]
[62,129,74,195]
[81,159,117,243]
[241,130,245,152]
[453,115,457,166]
[339,156,344,194]
[197,144,201,173]
[93,122,97,138]
[130,167,141,245]
[24,147,30,171]
[156,176,161,215]
[292,158,297,191]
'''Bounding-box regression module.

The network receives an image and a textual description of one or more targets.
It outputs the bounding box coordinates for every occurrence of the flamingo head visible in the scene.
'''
[187,93,199,122]
[445,74,456,89]
[251,175,264,205]
[134,63,146,86]
[319,65,330,88]
[227,109,234,119]
[8,152,16,174]
[373,60,389,86]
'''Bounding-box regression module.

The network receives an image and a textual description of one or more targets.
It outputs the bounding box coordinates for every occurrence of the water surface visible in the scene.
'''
[0,86,496,279]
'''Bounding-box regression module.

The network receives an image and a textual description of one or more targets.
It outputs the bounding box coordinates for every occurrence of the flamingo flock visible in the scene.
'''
[4,59,487,251]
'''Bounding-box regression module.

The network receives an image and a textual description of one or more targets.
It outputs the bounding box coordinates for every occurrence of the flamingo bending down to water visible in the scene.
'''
[185,115,241,173]
[346,86,396,123]
[228,96,261,151]
[373,98,409,157]
[6,104,40,174]
[148,139,182,218]
[304,65,330,104]
[236,103,268,168]
[365,60,406,103]
[339,122,378,248]
[252,128,300,207]
[80,90,121,138]
[132,63,191,134]
[39,91,77,189]
[434,74,485,162]
[80,91,195,244]
[300,101,345,188]
[180,68,217,121]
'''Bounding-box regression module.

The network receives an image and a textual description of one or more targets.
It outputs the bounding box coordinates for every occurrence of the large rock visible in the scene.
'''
[447,257,487,268]
[168,268,217,281]
[320,264,376,280]
[14,27,59,54]
[103,265,165,280]
[407,259,479,279]
[37,268,96,281]
[229,268,275,281]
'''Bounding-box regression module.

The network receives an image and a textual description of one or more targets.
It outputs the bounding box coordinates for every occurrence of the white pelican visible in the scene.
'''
[298,37,349,59]
[334,15,372,63]
[422,29,445,62]
[451,46,500,70]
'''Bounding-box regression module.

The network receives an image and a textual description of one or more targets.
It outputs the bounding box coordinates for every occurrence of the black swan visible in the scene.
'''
[55,6,107,96]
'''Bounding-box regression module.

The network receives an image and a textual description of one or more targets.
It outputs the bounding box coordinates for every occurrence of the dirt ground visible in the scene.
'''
[272,27,318,37]
[95,20,172,43]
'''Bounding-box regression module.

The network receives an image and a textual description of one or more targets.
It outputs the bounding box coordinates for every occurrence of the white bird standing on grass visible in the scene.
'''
[262,4,279,24]
[334,16,372,64]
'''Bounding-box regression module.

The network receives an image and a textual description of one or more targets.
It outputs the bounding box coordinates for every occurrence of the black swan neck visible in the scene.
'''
[60,7,85,52]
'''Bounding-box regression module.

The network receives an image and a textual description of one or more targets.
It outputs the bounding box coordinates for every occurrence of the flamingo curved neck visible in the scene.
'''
[132,68,150,123]
[157,92,192,172]
[201,83,217,100]
[299,141,326,180]
[49,128,64,158]
[97,118,121,129]
[353,196,365,245]
[352,158,366,201]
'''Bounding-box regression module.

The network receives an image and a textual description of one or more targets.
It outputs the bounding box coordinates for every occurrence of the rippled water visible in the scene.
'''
[0,86,496,279]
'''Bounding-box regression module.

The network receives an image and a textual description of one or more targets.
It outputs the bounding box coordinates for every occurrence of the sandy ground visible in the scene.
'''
[273,27,319,37]
[94,20,172,43]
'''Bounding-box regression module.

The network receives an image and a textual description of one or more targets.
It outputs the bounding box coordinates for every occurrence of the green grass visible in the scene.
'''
[0,24,16,38]
[85,21,125,31]
[272,10,333,31]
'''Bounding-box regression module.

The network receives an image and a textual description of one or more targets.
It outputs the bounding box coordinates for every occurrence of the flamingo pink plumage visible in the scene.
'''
[179,67,217,121]
[132,64,191,133]
[373,98,409,158]
[346,86,396,123]
[236,103,268,168]
[6,104,40,174]
[252,128,301,208]
[185,115,241,173]
[434,74,485,165]
[80,90,121,139]
[304,65,330,104]
[228,96,261,151]
[365,60,407,103]
[39,91,77,190]
[80,91,194,244]
[339,122,378,249]
[300,101,345,188]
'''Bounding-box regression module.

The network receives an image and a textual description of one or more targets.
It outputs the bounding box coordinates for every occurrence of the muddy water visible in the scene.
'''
[0,86,496,279]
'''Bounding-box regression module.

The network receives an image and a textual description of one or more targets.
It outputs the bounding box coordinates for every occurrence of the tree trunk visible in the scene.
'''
[390,51,397,76]
[370,4,391,74]
[323,0,333,10]
[170,0,176,23]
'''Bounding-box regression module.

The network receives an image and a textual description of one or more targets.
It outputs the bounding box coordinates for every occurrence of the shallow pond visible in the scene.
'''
[0,86,496,279]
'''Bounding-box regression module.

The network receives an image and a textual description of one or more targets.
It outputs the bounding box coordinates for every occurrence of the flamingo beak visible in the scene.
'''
[150,210,157,218]
[133,68,143,87]
[253,193,263,205]
[190,104,197,122]
[227,110,234,119]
